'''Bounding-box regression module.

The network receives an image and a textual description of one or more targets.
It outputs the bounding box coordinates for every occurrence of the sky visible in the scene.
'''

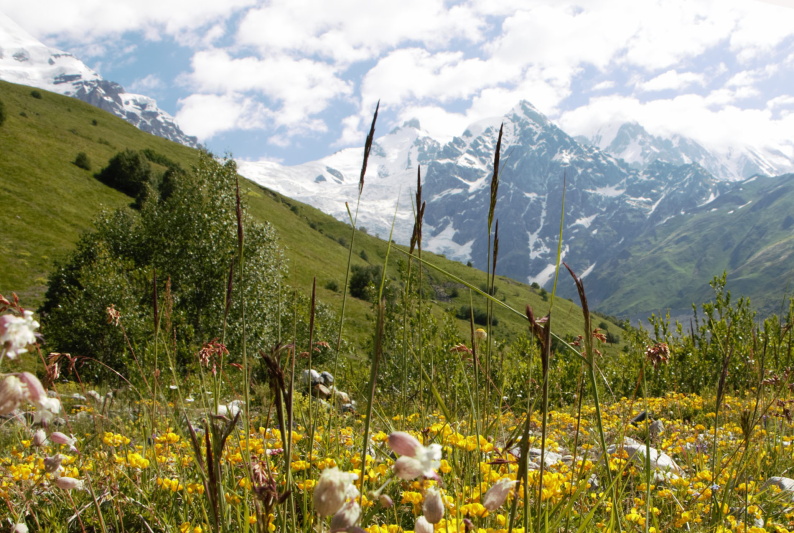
[2,0,794,166]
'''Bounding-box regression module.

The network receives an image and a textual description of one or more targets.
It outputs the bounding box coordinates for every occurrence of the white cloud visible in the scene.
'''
[183,49,352,129]
[638,70,706,92]
[235,0,484,65]
[559,93,794,153]
[129,74,164,93]
[0,0,255,42]
[175,93,271,140]
[592,80,616,91]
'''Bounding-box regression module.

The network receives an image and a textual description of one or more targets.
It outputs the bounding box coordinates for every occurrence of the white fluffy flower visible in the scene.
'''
[482,478,518,511]
[0,311,39,359]
[55,476,84,491]
[0,375,26,414]
[387,431,442,480]
[313,467,359,516]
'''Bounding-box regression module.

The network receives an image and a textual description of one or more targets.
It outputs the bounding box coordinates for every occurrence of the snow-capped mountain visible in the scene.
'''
[579,122,794,180]
[239,120,441,245]
[0,12,198,147]
[240,101,726,289]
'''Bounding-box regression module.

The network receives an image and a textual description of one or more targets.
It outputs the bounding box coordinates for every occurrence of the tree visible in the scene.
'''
[349,264,381,301]
[96,149,153,199]
[41,153,286,382]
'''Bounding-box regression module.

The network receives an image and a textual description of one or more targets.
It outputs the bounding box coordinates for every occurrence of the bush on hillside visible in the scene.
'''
[41,153,286,383]
[96,149,153,201]
[0,99,6,127]
[74,152,91,170]
[349,264,381,302]
[30,90,42,99]
[455,305,498,326]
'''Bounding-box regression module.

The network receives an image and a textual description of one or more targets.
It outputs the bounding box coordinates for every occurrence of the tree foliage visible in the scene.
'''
[349,264,382,302]
[41,153,286,382]
[0,98,6,127]
[96,149,153,200]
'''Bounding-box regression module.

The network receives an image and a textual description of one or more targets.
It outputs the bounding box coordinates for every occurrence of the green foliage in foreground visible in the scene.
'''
[40,154,286,382]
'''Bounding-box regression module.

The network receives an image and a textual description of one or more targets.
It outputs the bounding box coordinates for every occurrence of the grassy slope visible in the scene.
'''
[592,174,794,319]
[0,80,624,350]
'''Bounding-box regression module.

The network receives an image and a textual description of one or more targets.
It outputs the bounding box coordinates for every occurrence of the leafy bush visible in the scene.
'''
[141,148,181,169]
[0,98,6,127]
[96,149,153,200]
[30,90,42,99]
[73,152,91,170]
[349,264,381,301]
[41,154,286,383]
[455,305,498,326]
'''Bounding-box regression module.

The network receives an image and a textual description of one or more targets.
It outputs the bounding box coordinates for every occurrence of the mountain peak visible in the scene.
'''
[0,13,198,148]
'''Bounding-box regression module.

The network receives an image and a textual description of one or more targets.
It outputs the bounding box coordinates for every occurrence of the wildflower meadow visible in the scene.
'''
[2,108,794,533]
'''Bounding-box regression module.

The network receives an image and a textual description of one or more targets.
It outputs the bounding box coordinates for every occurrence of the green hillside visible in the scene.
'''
[0,80,623,350]
[588,174,794,320]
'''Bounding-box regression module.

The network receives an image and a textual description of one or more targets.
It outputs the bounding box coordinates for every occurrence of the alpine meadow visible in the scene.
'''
[2,70,794,533]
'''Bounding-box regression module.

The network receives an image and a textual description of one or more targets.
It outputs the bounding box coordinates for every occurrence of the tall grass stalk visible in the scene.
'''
[565,262,621,531]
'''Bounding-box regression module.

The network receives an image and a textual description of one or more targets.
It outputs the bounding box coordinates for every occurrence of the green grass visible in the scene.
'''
[0,80,625,351]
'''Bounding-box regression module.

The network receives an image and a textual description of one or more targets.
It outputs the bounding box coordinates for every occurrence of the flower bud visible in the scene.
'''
[423,486,444,524]
[482,478,518,511]
[55,476,84,490]
[32,429,47,447]
[393,455,423,480]
[16,372,46,404]
[378,494,393,508]
[49,432,77,451]
[0,374,26,414]
[313,467,358,517]
[330,499,361,532]
[414,516,434,533]
[44,454,64,474]
[387,431,422,457]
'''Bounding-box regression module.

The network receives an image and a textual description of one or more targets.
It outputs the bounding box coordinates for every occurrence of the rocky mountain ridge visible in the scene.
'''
[0,12,198,147]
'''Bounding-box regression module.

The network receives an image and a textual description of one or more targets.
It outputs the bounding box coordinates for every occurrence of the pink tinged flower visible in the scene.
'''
[387,431,423,457]
[330,499,361,532]
[0,374,26,414]
[482,478,518,511]
[414,516,434,533]
[49,432,78,451]
[393,455,425,480]
[0,310,40,359]
[32,429,47,447]
[377,494,393,508]
[32,397,61,426]
[55,476,84,490]
[423,486,445,524]
[12,524,29,533]
[44,454,64,474]
[16,372,45,404]
[313,467,359,517]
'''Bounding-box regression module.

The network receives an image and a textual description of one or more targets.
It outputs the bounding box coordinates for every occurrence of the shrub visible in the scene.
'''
[325,280,339,292]
[349,264,381,301]
[0,99,6,127]
[30,90,43,99]
[96,149,153,201]
[41,154,286,382]
[455,305,498,326]
[73,152,91,170]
